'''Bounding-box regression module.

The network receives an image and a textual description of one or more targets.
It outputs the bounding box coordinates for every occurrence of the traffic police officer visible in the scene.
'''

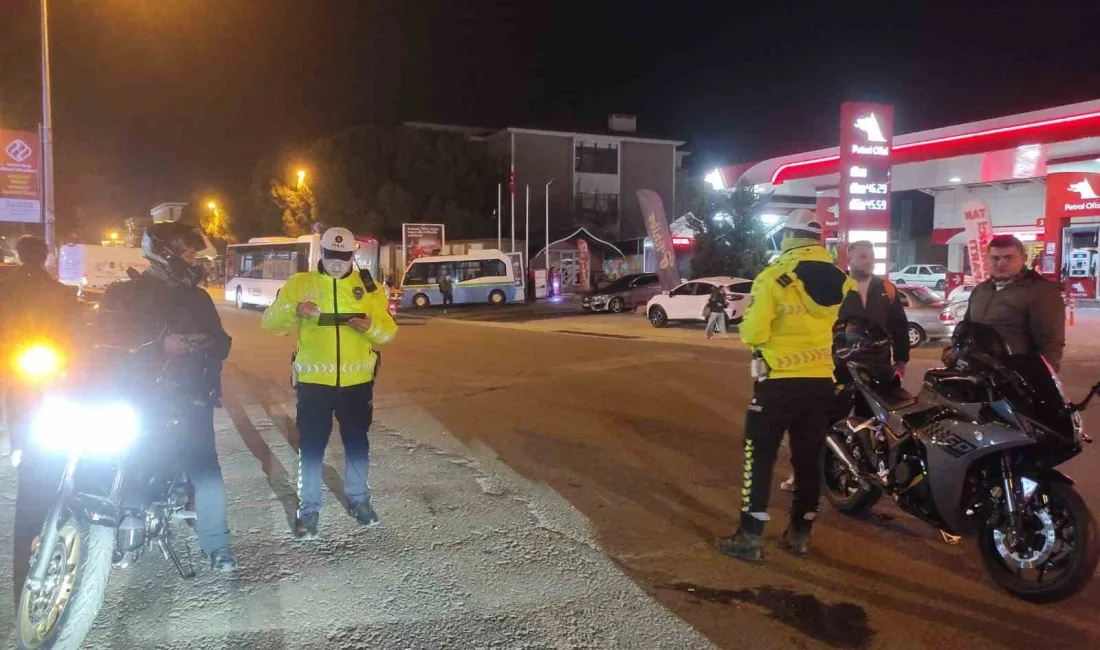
[717,209,853,561]
[262,227,397,539]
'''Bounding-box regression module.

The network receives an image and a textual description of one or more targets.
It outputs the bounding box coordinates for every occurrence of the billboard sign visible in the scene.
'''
[402,223,445,263]
[636,189,680,291]
[962,200,993,283]
[838,102,893,268]
[0,129,41,223]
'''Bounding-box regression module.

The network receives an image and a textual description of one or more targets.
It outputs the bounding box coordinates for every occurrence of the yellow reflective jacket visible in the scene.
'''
[262,270,397,387]
[740,239,853,379]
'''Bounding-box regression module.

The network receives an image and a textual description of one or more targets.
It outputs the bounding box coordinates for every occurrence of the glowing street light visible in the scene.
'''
[207,200,217,211]
[296,169,307,188]
[108,231,119,241]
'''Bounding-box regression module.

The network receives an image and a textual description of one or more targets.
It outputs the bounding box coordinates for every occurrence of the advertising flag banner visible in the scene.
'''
[636,189,679,291]
[402,223,445,263]
[962,200,993,283]
[0,129,41,223]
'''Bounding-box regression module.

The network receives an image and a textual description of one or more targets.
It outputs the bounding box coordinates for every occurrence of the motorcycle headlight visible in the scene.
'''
[32,397,140,455]
[14,344,64,383]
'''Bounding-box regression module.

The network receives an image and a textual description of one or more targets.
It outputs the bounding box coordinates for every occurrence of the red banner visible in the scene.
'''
[636,189,680,291]
[962,200,993,283]
[0,129,41,223]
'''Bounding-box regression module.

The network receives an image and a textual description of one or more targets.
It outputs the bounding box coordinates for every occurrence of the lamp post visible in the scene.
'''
[40,0,57,254]
[544,179,554,271]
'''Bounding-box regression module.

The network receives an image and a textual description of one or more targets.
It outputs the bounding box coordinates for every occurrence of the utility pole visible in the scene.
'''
[40,0,57,254]
[544,179,554,271]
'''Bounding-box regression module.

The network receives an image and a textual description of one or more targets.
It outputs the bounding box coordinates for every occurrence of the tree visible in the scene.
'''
[250,125,496,241]
[270,182,315,237]
[199,202,236,246]
[688,180,770,280]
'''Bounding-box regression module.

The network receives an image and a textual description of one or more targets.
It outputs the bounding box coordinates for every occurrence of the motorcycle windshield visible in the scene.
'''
[954,321,1072,437]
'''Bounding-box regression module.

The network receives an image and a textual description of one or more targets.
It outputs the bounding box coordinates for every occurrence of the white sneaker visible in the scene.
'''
[780,475,796,492]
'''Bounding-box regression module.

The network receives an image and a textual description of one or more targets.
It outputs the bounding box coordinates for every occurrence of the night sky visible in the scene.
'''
[2,0,1100,235]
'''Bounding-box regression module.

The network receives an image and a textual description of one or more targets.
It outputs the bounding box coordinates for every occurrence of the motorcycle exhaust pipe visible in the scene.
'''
[825,435,872,490]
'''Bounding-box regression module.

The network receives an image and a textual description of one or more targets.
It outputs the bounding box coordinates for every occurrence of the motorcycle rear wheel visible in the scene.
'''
[977,481,1100,604]
[16,511,114,650]
[820,431,882,515]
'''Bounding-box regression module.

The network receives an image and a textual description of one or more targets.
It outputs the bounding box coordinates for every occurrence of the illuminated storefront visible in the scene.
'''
[708,98,1100,297]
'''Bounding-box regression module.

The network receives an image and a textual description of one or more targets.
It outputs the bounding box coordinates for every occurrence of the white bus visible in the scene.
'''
[399,250,524,308]
[225,234,380,308]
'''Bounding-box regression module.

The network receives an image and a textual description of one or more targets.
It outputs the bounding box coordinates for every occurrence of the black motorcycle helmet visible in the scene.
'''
[832,316,891,361]
[141,221,211,287]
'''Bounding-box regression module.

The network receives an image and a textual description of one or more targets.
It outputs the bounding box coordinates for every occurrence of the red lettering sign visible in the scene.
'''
[1046,172,1100,220]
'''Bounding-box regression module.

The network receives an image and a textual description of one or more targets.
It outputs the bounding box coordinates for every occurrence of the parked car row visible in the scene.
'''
[584,270,975,349]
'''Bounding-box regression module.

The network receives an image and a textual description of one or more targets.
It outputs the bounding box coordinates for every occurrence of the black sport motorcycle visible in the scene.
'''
[821,320,1100,603]
[14,331,205,650]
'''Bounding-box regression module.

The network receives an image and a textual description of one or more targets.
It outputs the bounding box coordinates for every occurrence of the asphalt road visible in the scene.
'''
[5,301,1100,649]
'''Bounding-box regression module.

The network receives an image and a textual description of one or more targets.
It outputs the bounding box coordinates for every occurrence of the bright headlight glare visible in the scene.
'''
[15,344,63,381]
[33,398,139,454]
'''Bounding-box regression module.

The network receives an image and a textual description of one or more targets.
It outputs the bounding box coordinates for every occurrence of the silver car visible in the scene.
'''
[582,273,663,314]
[898,285,958,347]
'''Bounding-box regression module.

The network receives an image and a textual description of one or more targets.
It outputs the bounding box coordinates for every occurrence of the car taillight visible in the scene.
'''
[940,312,957,323]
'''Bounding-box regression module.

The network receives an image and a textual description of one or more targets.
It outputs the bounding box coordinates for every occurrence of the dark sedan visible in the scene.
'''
[582,273,662,314]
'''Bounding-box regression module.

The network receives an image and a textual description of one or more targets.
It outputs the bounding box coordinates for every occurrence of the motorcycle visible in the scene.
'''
[821,319,1100,603]
[14,332,203,650]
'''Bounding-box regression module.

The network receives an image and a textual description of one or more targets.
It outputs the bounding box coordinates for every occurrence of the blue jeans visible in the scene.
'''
[122,405,230,556]
[295,382,373,516]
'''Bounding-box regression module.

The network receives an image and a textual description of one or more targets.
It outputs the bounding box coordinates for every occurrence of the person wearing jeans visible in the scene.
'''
[263,227,398,540]
[294,382,374,518]
[705,285,729,340]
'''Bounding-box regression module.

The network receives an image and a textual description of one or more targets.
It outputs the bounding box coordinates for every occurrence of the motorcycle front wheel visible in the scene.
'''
[977,481,1100,604]
[16,511,114,650]
[820,429,881,515]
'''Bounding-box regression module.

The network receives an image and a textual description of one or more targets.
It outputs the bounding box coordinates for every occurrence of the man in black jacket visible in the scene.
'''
[836,240,910,378]
[98,222,237,571]
[780,239,909,492]
[1,236,82,604]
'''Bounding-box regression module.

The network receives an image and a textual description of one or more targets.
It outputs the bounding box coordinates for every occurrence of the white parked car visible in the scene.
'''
[889,264,949,291]
[646,276,754,328]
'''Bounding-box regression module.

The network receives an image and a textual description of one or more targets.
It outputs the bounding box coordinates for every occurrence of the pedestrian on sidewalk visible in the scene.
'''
[440,273,454,311]
[717,209,852,562]
[262,227,398,540]
[705,285,729,340]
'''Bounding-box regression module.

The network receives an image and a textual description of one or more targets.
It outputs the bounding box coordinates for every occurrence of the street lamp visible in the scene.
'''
[207,201,217,211]
[296,169,306,189]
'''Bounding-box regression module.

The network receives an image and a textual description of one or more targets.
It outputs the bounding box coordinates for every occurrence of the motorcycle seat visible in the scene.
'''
[876,384,918,410]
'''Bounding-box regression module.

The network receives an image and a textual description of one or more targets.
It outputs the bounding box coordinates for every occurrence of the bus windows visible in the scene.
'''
[404,261,431,286]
